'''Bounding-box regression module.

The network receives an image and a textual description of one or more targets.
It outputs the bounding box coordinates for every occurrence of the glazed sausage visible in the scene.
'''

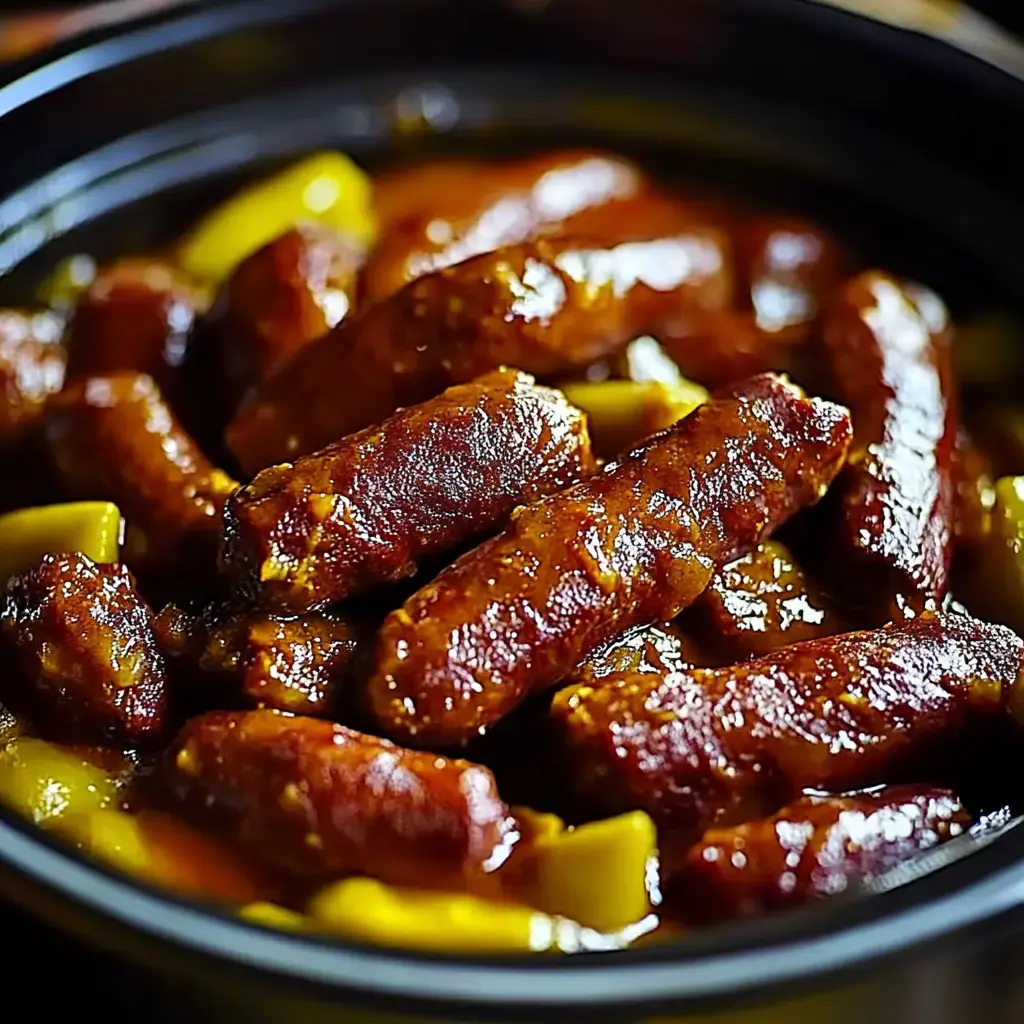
[45,373,238,576]
[369,373,852,747]
[364,150,650,301]
[226,231,732,473]
[694,540,846,660]
[670,785,969,923]
[0,309,65,440]
[0,554,169,744]
[823,272,957,617]
[551,612,1023,835]
[659,217,842,388]
[166,709,516,890]
[221,368,595,614]
[203,225,363,411]
[63,258,205,399]
[155,603,360,718]
[574,621,716,683]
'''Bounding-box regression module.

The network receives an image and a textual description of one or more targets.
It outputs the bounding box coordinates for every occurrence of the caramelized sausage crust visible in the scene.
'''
[369,373,852,746]
[0,309,65,440]
[166,709,516,889]
[221,368,595,613]
[0,554,169,744]
[227,232,732,473]
[552,612,1022,835]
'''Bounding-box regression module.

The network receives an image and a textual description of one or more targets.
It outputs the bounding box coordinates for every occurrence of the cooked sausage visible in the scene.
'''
[823,272,957,617]
[364,150,650,301]
[670,785,969,923]
[221,368,595,613]
[551,612,1022,836]
[63,258,205,400]
[45,373,238,576]
[695,540,846,660]
[658,217,842,388]
[165,709,516,890]
[155,603,359,718]
[0,309,65,440]
[0,554,169,744]
[226,232,732,473]
[574,621,716,683]
[204,225,363,411]
[369,373,852,747]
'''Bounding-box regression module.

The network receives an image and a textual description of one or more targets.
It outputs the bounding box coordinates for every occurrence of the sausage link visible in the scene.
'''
[45,372,238,576]
[551,612,1022,835]
[0,309,65,440]
[165,709,516,889]
[694,540,847,660]
[824,272,957,617]
[0,554,169,744]
[574,622,716,684]
[369,373,852,746]
[63,258,205,401]
[364,150,650,302]
[221,368,595,613]
[670,785,969,923]
[227,232,732,474]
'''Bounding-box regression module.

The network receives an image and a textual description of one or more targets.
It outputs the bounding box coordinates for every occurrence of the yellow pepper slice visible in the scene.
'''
[562,379,708,458]
[178,152,377,283]
[0,738,119,825]
[530,811,657,933]
[0,501,123,585]
[35,254,98,310]
[241,902,306,931]
[308,877,556,953]
[967,476,1024,637]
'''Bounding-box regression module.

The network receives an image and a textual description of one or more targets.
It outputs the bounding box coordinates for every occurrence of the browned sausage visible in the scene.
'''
[63,258,206,399]
[669,785,969,923]
[0,309,65,440]
[659,217,842,388]
[574,621,717,683]
[221,368,595,614]
[0,554,169,744]
[551,612,1022,836]
[823,272,957,618]
[155,603,359,718]
[45,373,238,576]
[226,232,732,474]
[165,709,516,890]
[364,150,650,302]
[204,225,363,411]
[694,540,847,660]
[369,373,852,747]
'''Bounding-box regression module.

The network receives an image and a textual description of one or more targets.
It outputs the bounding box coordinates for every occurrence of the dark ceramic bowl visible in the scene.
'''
[1,2,1024,1021]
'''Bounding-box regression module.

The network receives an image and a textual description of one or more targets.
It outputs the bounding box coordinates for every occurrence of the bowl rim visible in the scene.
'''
[2,0,1024,1014]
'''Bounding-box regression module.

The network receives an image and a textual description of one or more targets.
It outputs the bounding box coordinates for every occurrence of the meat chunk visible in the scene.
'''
[574,621,715,683]
[823,272,957,617]
[551,612,1022,836]
[221,368,595,613]
[155,604,359,718]
[0,554,169,744]
[165,709,516,890]
[369,373,852,746]
[695,540,846,660]
[364,150,651,301]
[670,786,969,923]
[227,232,732,473]
[203,225,362,411]
[45,373,238,576]
[0,309,65,440]
[63,258,205,399]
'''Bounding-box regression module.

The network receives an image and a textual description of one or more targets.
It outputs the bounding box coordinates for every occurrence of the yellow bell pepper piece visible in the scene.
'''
[308,877,556,953]
[60,808,150,874]
[967,476,1024,638]
[178,152,377,283]
[0,738,118,825]
[954,310,1024,385]
[0,501,123,584]
[562,379,708,458]
[531,811,656,934]
[514,806,565,843]
[35,253,98,310]
[241,902,306,931]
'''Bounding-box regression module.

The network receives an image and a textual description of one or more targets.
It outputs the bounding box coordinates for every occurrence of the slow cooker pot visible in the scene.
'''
[1,1,1024,1021]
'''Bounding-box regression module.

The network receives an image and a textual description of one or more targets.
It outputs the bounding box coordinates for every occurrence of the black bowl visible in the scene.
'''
[1,2,1024,1021]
